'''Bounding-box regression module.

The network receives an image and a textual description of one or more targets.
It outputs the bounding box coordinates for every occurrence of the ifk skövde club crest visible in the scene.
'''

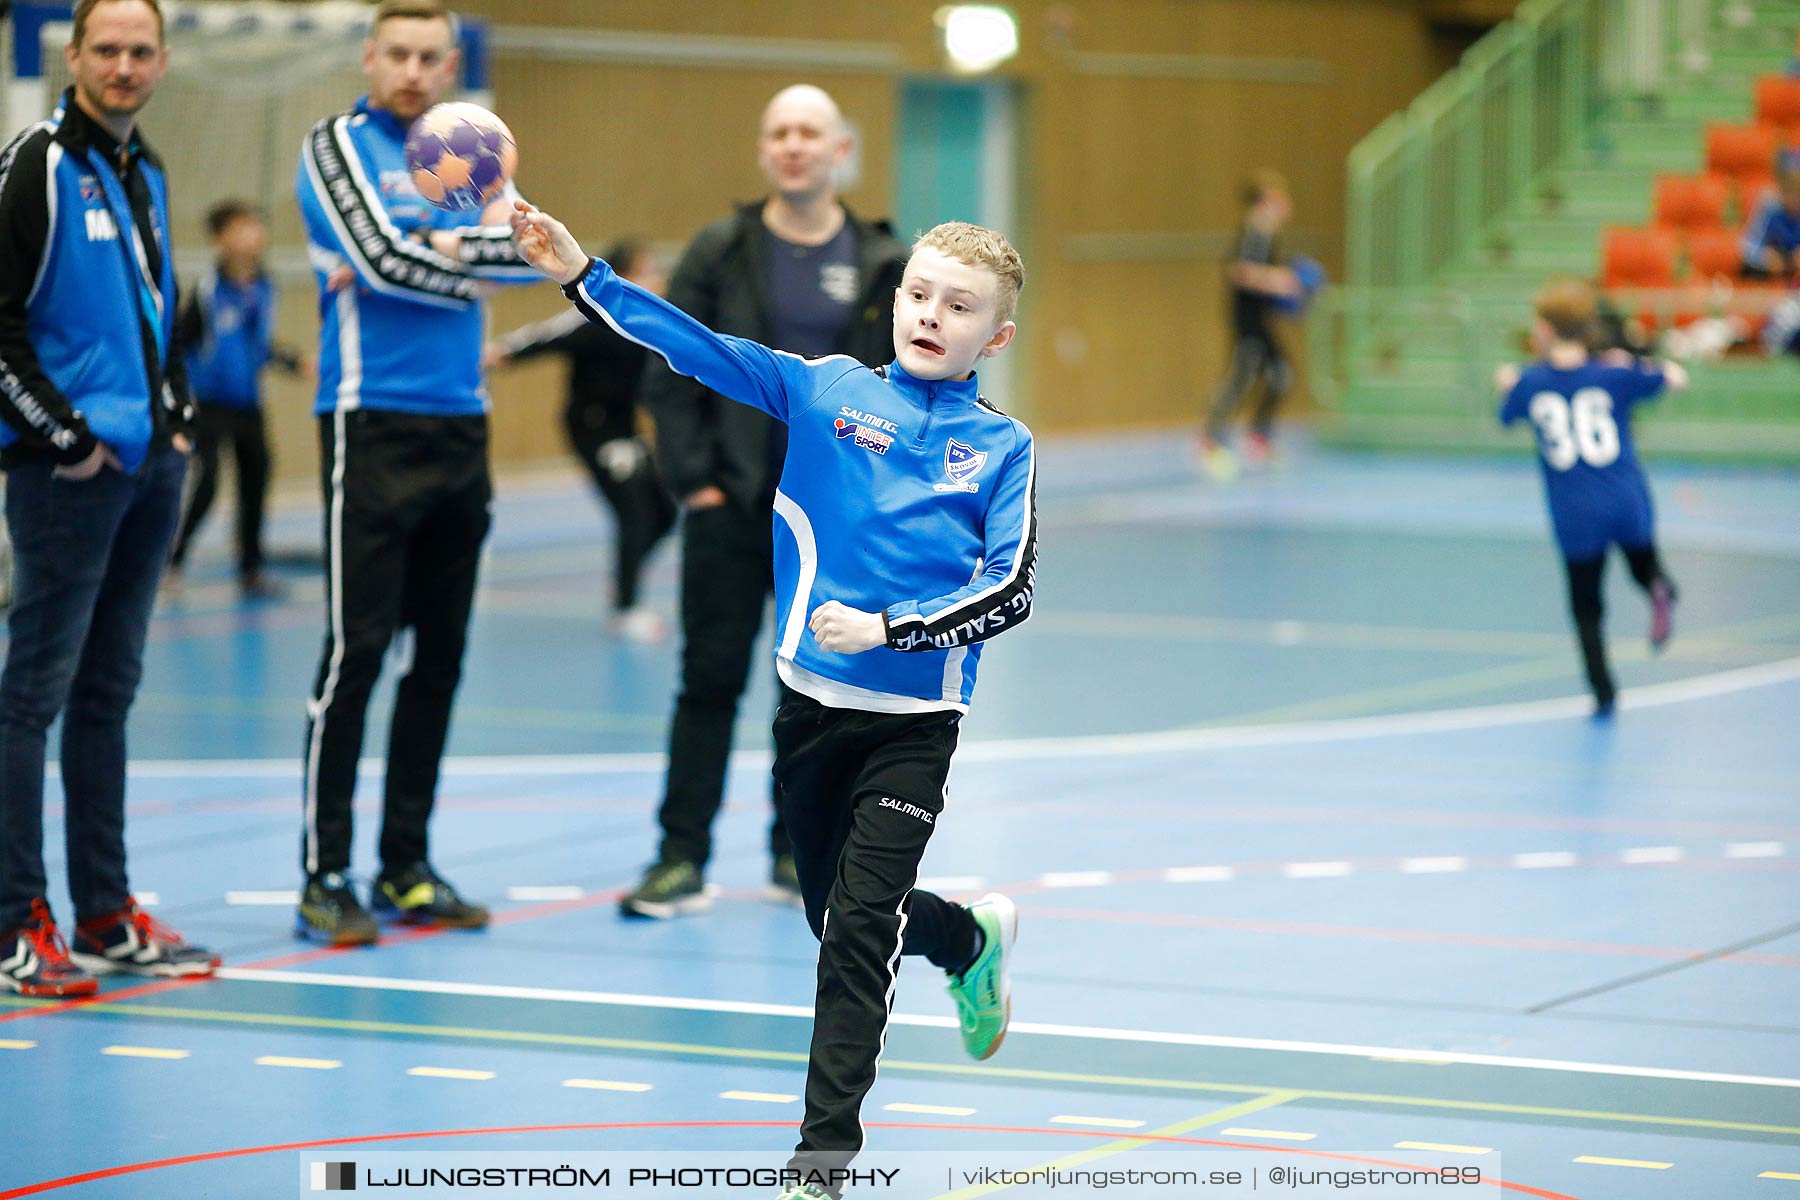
[945,438,988,485]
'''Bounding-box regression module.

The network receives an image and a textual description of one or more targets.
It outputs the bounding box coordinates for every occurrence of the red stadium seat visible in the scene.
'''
[1653,173,1729,231]
[1685,227,1744,280]
[1706,122,1780,179]
[1602,225,1678,287]
[1755,76,1800,132]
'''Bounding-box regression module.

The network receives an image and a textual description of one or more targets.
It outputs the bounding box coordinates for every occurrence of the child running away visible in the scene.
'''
[511,200,1034,1200]
[1497,279,1687,717]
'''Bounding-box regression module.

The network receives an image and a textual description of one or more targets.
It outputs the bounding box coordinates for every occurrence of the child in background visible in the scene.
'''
[1497,279,1688,717]
[168,201,305,599]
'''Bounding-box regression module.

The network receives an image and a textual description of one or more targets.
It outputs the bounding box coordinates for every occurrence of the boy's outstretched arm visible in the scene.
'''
[882,433,1037,653]
[511,202,808,421]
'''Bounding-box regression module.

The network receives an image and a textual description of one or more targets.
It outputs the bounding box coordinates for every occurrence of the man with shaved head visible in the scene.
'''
[621,85,908,918]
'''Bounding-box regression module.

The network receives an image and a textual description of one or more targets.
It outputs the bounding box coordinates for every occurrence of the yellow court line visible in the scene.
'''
[254,1055,340,1070]
[1395,1141,1493,1155]
[563,1079,652,1092]
[720,1091,798,1104]
[1760,1170,1800,1180]
[1574,1155,1673,1169]
[102,1045,189,1059]
[0,1038,35,1050]
[407,1067,495,1080]
[888,1103,978,1116]
[930,1091,1301,1200]
[15,998,1800,1139]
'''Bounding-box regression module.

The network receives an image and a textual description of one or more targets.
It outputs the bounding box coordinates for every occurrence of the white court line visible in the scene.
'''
[1619,847,1684,865]
[1399,857,1469,874]
[1050,1115,1145,1129]
[506,886,586,902]
[118,655,1800,776]
[563,1079,652,1092]
[1727,842,1785,859]
[1165,866,1235,883]
[1223,1127,1316,1141]
[1039,871,1115,889]
[1513,852,1579,869]
[1284,861,1353,878]
[227,890,301,906]
[210,967,1800,1090]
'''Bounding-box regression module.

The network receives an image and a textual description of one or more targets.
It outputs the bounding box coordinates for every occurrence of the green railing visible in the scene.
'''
[1325,0,1800,460]
[1346,0,1632,290]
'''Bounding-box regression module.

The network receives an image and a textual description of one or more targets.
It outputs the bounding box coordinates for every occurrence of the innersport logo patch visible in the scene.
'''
[833,418,893,456]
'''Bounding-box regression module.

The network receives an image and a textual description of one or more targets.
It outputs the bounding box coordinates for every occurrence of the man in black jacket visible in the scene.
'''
[0,0,218,995]
[621,84,908,918]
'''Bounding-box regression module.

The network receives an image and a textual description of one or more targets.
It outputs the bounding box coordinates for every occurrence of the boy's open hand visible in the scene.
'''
[809,601,885,654]
[510,201,589,286]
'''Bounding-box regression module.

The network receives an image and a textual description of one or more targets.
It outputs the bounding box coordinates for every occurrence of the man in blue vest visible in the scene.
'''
[0,0,220,996]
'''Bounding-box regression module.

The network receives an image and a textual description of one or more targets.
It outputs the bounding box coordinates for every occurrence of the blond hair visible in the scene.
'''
[913,222,1025,326]
[374,0,455,32]
[1534,278,1597,342]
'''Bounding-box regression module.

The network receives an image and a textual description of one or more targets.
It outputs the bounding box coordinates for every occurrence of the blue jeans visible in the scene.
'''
[0,446,185,933]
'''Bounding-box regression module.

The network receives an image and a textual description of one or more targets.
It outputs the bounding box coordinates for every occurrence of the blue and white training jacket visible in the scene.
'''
[566,257,1037,713]
[296,97,538,416]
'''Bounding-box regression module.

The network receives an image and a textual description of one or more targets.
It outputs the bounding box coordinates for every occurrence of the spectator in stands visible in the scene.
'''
[1740,169,1800,280]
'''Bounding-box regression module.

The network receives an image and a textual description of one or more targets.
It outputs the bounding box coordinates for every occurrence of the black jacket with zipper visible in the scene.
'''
[640,201,907,510]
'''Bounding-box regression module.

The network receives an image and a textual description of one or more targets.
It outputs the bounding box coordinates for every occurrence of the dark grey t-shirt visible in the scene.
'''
[761,222,860,486]
[763,222,860,358]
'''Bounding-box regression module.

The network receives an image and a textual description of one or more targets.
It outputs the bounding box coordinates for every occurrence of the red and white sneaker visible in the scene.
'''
[71,897,220,978]
[1,899,99,997]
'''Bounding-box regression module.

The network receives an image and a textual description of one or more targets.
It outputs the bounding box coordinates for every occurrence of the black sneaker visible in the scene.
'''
[372,863,489,930]
[765,853,803,906]
[619,860,712,920]
[296,873,379,946]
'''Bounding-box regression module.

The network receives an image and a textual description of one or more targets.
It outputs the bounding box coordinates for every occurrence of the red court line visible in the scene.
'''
[1013,904,1800,967]
[0,888,624,1025]
[0,1119,1580,1199]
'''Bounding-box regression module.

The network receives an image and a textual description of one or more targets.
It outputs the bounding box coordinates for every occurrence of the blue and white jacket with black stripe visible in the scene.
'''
[565,257,1037,713]
[296,96,538,416]
[0,91,193,471]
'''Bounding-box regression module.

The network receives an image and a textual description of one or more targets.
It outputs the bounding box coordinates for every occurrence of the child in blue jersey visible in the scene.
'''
[513,201,1032,1200]
[168,200,305,599]
[1497,279,1688,717]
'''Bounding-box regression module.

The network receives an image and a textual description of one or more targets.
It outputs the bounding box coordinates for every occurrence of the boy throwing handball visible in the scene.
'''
[513,198,1034,1200]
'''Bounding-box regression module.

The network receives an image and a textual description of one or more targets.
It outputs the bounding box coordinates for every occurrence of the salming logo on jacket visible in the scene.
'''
[296,96,537,416]
[566,257,1036,713]
[0,91,192,471]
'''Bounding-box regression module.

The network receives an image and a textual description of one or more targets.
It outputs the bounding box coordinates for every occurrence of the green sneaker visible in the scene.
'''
[295,873,379,946]
[372,863,490,930]
[945,892,1017,1060]
[619,859,713,920]
[765,852,803,906]
[773,1184,834,1200]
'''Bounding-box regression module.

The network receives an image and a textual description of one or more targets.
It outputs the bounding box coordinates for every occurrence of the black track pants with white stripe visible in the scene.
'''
[302,410,491,880]
[772,685,981,1169]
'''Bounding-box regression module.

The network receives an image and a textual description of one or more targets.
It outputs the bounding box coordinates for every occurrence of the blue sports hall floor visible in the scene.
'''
[3,430,1797,1199]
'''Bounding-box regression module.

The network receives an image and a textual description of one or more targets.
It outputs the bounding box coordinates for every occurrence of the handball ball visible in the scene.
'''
[404,102,517,212]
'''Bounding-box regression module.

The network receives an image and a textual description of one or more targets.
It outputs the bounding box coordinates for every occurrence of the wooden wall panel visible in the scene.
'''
[265,0,1448,479]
